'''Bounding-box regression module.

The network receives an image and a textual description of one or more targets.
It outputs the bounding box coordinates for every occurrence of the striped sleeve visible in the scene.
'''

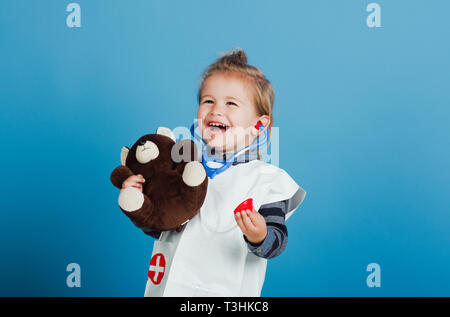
[243,200,288,259]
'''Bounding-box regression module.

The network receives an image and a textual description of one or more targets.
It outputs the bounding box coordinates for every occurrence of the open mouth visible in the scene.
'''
[207,121,230,134]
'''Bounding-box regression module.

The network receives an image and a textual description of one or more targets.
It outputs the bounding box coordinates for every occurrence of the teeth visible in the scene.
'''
[209,122,227,129]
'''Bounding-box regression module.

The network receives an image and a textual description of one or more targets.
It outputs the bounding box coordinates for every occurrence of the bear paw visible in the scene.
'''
[182,161,206,187]
[118,187,145,212]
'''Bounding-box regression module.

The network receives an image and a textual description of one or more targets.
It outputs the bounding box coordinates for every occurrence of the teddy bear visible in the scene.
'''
[110,127,208,232]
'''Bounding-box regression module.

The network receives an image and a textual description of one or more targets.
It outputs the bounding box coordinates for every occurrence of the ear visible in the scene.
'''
[156,126,176,142]
[121,146,129,166]
[252,115,270,136]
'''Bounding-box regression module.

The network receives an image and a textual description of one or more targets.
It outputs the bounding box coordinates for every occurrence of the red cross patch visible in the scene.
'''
[148,253,166,285]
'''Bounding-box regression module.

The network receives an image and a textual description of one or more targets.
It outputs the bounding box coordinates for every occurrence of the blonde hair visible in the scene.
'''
[197,48,275,157]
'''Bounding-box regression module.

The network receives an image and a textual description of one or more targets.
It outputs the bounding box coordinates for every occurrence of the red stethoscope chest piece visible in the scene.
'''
[234,198,254,214]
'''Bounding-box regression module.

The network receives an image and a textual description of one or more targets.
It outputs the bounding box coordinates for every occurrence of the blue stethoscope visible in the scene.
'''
[190,119,270,179]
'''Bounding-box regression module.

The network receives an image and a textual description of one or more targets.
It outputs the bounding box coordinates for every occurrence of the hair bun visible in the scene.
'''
[223,47,247,65]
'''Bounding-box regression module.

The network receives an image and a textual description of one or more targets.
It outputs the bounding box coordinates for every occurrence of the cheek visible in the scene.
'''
[197,106,209,121]
[196,106,209,136]
[229,112,254,129]
[230,106,257,126]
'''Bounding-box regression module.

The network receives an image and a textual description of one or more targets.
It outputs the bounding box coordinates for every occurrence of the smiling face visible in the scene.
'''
[197,73,267,153]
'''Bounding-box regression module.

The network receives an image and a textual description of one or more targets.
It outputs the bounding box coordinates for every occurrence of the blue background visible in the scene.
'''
[1,0,449,296]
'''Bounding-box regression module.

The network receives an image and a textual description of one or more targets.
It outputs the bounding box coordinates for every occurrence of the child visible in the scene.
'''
[121,48,306,296]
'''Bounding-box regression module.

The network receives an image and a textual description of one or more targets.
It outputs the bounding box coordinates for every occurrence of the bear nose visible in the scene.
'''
[138,139,146,146]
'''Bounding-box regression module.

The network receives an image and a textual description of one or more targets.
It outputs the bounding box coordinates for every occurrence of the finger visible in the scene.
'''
[132,175,145,183]
[131,183,142,189]
[241,210,256,231]
[246,209,258,226]
[247,209,263,226]
[234,212,247,233]
[134,182,143,191]
[248,209,264,228]
[130,179,144,186]
[122,181,142,190]
[128,179,143,187]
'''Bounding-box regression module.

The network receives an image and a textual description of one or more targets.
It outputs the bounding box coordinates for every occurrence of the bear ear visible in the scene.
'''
[156,126,176,142]
[121,146,129,166]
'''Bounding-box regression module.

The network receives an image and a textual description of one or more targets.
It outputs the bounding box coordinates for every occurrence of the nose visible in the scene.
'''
[138,139,146,146]
[210,103,224,116]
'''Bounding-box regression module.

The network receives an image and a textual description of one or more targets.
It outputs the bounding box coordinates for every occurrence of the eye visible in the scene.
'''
[227,101,238,107]
[135,140,159,164]
[203,99,214,104]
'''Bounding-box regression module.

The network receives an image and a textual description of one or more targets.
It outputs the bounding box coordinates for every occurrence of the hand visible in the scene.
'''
[121,174,145,192]
[235,209,268,245]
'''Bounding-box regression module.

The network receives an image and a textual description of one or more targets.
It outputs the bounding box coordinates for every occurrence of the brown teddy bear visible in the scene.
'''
[110,127,208,232]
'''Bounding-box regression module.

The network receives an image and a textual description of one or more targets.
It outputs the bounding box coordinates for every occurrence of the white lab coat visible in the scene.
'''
[144,159,305,297]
